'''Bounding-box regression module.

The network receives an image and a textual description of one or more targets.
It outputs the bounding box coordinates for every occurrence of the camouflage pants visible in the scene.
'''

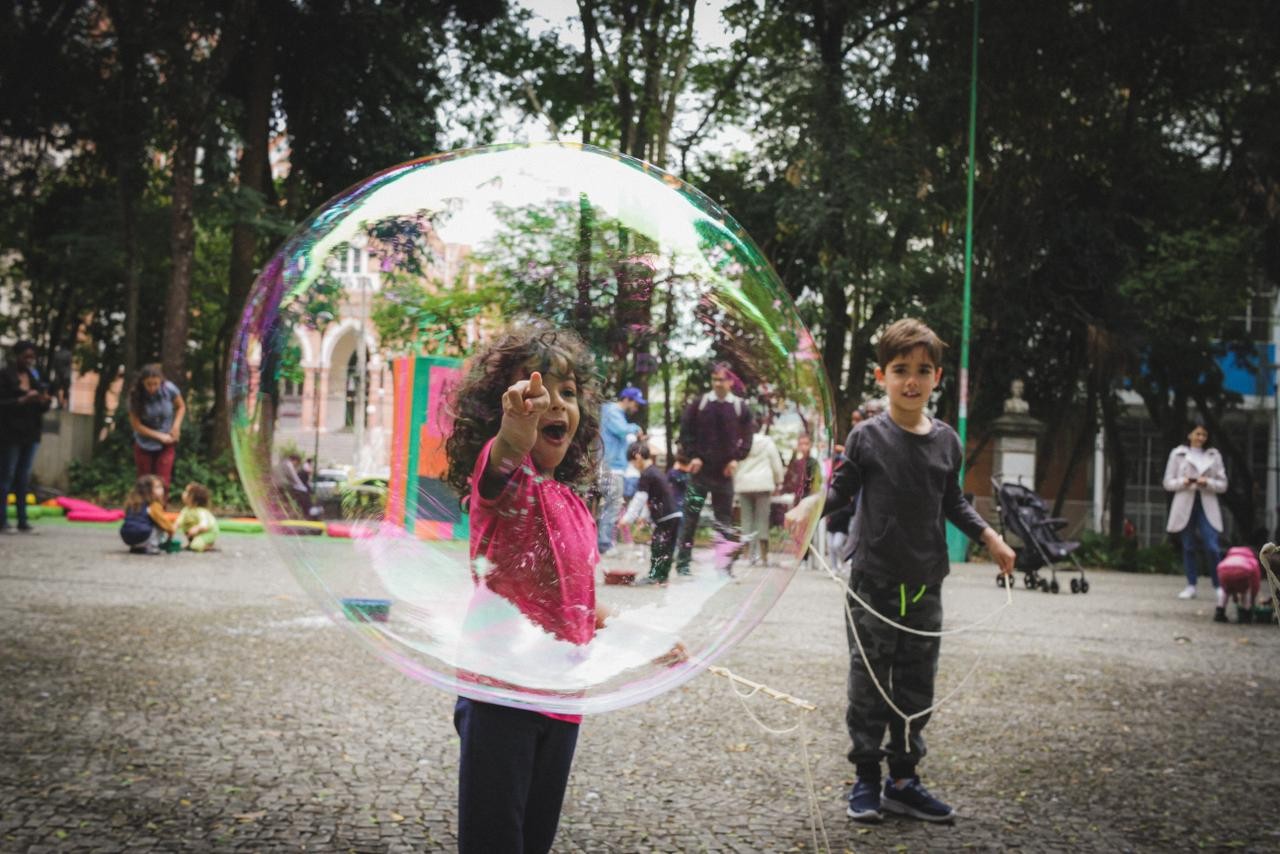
[844,572,943,780]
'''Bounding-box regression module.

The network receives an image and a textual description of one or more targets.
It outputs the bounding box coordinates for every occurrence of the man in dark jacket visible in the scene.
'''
[674,363,754,575]
[0,341,53,533]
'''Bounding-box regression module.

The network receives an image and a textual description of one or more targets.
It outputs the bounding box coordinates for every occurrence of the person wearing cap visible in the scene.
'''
[597,385,647,555]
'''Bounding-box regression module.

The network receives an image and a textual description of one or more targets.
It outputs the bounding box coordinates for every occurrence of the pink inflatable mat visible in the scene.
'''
[57,497,125,522]
[326,521,378,539]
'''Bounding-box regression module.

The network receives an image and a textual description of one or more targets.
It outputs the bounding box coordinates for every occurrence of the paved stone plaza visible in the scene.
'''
[2,519,1278,853]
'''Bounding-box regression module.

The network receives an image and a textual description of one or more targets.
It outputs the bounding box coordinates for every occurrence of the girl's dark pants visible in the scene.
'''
[845,572,943,781]
[454,697,578,854]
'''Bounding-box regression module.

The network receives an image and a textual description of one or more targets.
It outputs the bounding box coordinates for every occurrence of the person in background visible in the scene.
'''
[667,451,693,516]
[273,452,317,518]
[0,341,53,534]
[128,363,186,495]
[1214,546,1261,623]
[597,386,647,556]
[1162,420,1228,600]
[674,363,755,576]
[621,442,683,586]
[733,423,785,565]
[777,433,821,565]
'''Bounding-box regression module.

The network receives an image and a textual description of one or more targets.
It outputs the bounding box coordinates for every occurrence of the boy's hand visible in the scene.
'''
[653,641,688,667]
[783,494,820,534]
[983,529,1016,575]
[499,371,550,454]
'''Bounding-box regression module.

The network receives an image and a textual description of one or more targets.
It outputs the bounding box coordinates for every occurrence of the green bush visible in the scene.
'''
[1076,529,1180,574]
[68,418,249,513]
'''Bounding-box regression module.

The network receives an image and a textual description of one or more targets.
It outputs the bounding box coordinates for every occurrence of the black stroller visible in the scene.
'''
[991,480,1089,594]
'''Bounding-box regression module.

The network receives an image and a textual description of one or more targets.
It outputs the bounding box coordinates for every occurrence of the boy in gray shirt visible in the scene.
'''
[792,318,1015,823]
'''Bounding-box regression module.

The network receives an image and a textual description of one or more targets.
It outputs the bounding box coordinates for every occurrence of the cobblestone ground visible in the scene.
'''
[2,519,1278,853]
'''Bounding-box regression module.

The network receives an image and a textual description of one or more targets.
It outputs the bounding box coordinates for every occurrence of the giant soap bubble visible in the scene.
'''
[230,143,833,714]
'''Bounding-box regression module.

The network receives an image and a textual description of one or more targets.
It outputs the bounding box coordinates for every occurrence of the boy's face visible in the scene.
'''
[875,346,942,418]
[523,356,581,474]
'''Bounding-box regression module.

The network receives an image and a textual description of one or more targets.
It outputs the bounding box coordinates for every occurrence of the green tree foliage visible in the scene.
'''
[3,0,1278,545]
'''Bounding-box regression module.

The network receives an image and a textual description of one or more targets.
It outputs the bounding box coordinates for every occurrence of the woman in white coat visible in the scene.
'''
[734,428,785,565]
[1162,422,1228,599]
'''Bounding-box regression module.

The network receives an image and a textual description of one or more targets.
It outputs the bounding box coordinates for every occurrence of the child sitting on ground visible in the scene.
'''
[619,442,683,586]
[176,482,219,552]
[120,474,176,555]
[1214,546,1261,623]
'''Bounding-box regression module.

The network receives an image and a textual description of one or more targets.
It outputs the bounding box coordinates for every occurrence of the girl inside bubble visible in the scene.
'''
[443,319,609,854]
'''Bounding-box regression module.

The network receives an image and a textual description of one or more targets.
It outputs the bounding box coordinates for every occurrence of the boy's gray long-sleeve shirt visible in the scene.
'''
[826,413,989,586]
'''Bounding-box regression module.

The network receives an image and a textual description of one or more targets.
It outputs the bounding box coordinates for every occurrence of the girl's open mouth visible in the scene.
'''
[541,423,569,442]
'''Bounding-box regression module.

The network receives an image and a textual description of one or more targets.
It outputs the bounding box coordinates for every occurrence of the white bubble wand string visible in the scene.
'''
[809,548,1015,754]
[1256,544,1280,624]
[706,664,830,854]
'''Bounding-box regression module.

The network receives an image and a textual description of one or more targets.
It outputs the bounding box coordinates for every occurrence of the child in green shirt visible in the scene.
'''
[176,482,219,552]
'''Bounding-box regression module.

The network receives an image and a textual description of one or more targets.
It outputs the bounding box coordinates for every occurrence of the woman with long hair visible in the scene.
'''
[1163,419,1228,600]
[128,363,186,495]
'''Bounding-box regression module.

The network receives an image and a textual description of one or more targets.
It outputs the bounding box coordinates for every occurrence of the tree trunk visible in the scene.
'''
[812,0,851,430]
[161,125,198,383]
[1100,388,1127,542]
[575,192,594,329]
[577,0,597,143]
[1051,377,1097,519]
[211,27,275,457]
[655,0,696,169]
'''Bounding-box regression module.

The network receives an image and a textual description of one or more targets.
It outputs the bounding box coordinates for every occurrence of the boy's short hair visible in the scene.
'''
[627,441,652,462]
[675,450,692,465]
[185,483,211,507]
[876,318,946,368]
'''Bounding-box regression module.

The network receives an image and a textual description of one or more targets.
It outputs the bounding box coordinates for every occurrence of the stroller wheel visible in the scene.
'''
[1050,580,1060,594]
[1070,578,1080,594]
[1038,578,1049,592]
[1080,579,1090,594]
[1024,574,1035,589]
[996,574,1006,588]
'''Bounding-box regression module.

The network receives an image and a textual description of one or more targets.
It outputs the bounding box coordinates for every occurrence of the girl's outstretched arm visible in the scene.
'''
[486,371,549,485]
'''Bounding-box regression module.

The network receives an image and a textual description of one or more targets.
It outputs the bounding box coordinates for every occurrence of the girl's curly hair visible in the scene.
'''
[445,319,601,499]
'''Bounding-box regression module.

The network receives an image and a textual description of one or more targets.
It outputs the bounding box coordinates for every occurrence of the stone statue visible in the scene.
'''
[1003,379,1030,415]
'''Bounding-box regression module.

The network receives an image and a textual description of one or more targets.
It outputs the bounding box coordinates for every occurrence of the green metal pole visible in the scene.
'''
[948,0,980,563]
[958,0,979,464]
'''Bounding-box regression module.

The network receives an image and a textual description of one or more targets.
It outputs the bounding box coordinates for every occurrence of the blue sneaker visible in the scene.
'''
[881,777,955,822]
[846,778,883,823]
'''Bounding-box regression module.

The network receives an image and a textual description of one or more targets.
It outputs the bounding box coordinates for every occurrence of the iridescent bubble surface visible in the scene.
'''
[230,143,833,714]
